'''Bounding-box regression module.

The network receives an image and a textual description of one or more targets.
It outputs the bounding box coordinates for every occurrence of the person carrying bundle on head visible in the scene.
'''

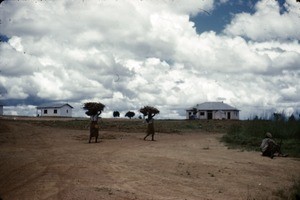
[140,106,159,141]
[144,114,155,141]
[89,110,101,143]
[84,102,105,143]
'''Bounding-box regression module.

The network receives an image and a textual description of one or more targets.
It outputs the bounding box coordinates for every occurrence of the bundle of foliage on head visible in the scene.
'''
[83,102,105,116]
[139,106,159,119]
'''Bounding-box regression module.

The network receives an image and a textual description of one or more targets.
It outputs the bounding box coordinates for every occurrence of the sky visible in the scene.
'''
[0,0,300,119]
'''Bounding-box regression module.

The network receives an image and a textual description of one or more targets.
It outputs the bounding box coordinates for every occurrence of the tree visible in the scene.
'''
[253,115,259,121]
[113,111,120,118]
[125,111,135,119]
[273,113,285,121]
[288,114,296,122]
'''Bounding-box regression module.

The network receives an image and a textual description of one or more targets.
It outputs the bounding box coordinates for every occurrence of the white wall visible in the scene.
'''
[58,105,72,117]
[214,111,226,119]
[186,110,239,120]
[39,105,72,117]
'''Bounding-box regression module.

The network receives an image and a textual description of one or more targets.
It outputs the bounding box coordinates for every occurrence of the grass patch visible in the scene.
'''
[23,118,239,133]
[221,120,300,157]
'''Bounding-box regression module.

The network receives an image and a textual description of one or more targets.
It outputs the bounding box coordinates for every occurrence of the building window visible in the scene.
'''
[200,112,205,116]
[54,109,57,114]
[44,109,47,114]
[66,109,68,113]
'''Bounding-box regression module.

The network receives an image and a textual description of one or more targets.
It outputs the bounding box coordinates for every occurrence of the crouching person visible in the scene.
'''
[260,132,288,159]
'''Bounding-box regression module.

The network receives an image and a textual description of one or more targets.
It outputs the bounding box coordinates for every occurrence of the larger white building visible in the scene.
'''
[36,103,73,117]
[186,102,239,120]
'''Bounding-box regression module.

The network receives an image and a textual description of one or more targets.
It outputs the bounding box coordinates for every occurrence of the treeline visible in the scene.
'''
[249,112,300,122]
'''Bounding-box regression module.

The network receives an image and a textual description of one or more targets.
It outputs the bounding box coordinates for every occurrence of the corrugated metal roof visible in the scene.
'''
[187,102,239,111]
[37,103,73,109]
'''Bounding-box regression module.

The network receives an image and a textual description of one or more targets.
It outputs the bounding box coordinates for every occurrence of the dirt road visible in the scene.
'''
[0,120,299,200]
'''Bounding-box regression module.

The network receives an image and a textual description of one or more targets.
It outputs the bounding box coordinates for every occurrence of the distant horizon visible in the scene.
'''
[1,103,299,121]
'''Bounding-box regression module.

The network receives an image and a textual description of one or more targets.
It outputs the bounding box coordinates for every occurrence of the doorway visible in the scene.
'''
[227,112,231,119]
[207,111,213,119]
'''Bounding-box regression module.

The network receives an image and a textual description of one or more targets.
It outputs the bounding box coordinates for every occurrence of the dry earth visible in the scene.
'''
[0,118,299,200]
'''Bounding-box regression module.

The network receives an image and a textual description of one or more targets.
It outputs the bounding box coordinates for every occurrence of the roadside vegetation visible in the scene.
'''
[221,119,300,157]
[16,118,239,134]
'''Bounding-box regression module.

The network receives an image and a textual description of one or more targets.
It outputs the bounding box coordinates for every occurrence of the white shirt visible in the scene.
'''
[260,138,276,152]
[90,115,98,122]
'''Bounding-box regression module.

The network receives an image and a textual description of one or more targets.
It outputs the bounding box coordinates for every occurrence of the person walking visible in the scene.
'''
[140,106,159,141]
[89,111,101,143]
[83,102,105,143]
[144,117,155,141]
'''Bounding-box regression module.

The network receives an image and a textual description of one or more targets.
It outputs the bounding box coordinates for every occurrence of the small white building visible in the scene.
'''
[186,102,239,120]
[0,105,3,116]
[36,103,73,117]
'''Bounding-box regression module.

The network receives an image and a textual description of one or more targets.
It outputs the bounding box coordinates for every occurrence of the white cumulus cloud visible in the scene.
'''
[0,0,299,119]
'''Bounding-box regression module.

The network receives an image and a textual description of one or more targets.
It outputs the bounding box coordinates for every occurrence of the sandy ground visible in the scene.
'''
[0,119,299,200]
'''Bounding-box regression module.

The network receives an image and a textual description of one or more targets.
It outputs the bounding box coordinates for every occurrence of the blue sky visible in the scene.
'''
[191,0,287,34]
[0,0,300,119]
[192,1,254,33]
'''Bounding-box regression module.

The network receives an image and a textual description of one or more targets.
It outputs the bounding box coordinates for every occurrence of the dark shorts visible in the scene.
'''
[262,142,280,157]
